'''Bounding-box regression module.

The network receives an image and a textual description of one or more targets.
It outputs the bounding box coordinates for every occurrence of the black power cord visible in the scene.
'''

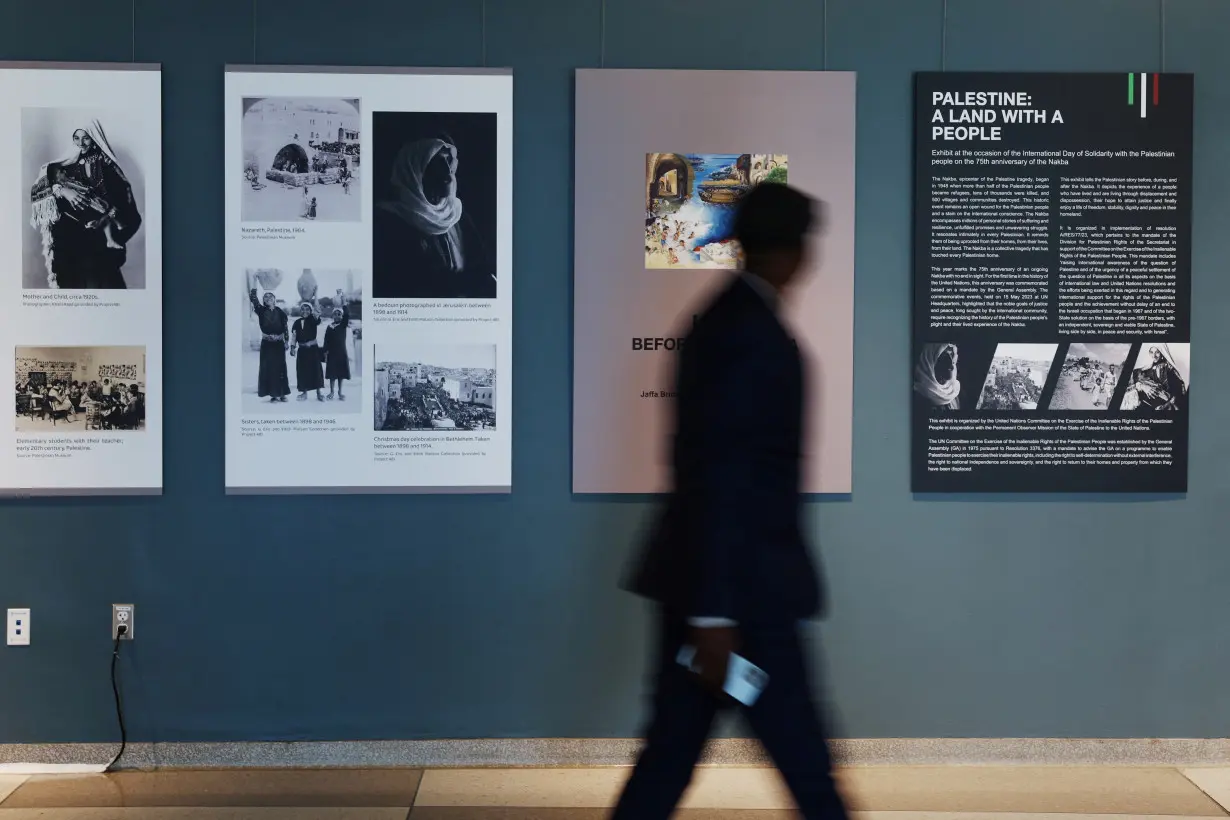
[105,627,128,772]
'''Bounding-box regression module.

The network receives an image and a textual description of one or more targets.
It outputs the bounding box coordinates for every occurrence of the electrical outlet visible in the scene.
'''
[112,604,134,640]
[7,608,30,646]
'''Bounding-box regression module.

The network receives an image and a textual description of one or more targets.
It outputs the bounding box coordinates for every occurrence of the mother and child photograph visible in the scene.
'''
[23,108,149,290]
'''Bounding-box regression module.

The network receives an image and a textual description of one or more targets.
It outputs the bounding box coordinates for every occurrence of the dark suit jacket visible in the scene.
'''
[626,275,824,624]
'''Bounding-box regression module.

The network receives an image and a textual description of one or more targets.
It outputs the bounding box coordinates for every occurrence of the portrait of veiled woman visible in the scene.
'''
[371,111,497,300]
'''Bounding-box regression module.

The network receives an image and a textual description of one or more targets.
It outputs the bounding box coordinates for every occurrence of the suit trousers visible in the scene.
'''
[611,608,847,820]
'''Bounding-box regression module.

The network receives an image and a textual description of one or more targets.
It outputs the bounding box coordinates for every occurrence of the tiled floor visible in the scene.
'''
[0,765,1226,818]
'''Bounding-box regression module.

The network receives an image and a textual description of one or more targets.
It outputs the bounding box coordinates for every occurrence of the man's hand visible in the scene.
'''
[687,624,739,697]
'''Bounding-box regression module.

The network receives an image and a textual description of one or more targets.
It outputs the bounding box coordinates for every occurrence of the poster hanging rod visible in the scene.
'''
[941,0,948,71]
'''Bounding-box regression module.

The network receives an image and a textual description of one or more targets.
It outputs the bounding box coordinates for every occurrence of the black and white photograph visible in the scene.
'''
[242,268,363,414]
[22,108,147,289]
[912,342,963,411]
[1120,343,1190,412]
[240,97,361,223]
[374,345,496,431]
[975,344,1058,411]
[1047,343,1132,411]
[371,111,497,300]
[15,346,146,432]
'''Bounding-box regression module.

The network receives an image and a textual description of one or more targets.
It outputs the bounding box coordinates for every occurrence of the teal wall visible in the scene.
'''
[1,0,1227,743]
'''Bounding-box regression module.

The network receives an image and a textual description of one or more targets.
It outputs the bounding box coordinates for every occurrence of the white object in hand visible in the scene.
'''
[676,645,769,706]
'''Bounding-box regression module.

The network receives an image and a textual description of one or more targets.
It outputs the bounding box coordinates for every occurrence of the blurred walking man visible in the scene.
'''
[613,183,846,820]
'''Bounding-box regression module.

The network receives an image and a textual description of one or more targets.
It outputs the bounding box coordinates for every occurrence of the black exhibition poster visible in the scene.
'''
[912,72,1193,493]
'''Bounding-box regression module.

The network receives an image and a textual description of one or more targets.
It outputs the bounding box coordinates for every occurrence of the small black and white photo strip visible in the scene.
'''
[975,344,1058,411]
[1119,342,1189,412]
[15,346,146,432]
[912,342,962,410]
[371,111,498,300]
[374,344,496,432]
[240,97,361,223]
[1047,343,1132,411]
[243,268,363,414]
[22,108,147,289]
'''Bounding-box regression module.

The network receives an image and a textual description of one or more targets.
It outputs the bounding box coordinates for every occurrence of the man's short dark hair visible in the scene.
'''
[733,182,816,256]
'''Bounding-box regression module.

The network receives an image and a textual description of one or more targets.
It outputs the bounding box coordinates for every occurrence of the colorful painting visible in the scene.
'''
[644,152,787,269]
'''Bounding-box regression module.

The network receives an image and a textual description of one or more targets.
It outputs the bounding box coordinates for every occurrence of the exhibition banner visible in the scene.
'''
[224,66,512,493]
[572,69,856,494]
[0,62,163,495]
[912,72,1193,492]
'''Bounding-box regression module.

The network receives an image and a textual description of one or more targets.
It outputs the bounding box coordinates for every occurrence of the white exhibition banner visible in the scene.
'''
[0,62,162,495]
[224,66,512,493]
[572,70,855,494]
